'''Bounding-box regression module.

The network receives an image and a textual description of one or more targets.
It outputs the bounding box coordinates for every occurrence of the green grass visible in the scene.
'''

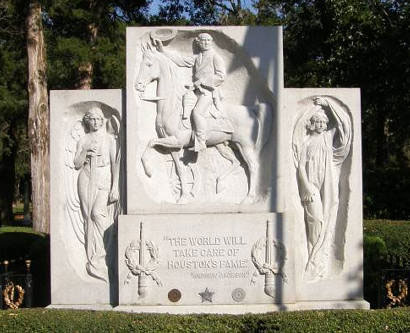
[0,308,409,332]
[0,226,42,235]
[12,202,25,215]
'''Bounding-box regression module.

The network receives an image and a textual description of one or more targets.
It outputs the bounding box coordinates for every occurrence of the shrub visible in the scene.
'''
[363,220,410,308]
[0,308,409,332]
[0,227,50,307]
[364,220,410,268]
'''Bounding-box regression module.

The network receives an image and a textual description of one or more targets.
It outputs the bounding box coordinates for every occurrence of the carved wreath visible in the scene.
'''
[3,282,25,309]
[124,240,162,286]
[250,238,287,284]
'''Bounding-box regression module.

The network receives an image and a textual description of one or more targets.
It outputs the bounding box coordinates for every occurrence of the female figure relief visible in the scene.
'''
[295,97,352,281]
[73,106,120,281]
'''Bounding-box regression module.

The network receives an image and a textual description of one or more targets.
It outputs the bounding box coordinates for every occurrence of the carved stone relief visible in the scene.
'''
[198,287,214,303]
[64,102,122,282]
[124,223,162,297]
[250,220,287,297]
[133,29,274,205]
[292,96,352,281]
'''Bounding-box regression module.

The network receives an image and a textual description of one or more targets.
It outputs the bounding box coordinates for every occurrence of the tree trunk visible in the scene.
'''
[76,22,98,89]
[26,1,50,233]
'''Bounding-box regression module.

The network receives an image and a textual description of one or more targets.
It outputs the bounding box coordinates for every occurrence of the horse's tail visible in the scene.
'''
[254,103,272,149]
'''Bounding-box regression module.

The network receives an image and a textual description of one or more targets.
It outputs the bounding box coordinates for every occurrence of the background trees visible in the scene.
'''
[256,0,410,218]
[46,0,151,90]
[0,0,408,231]
[0,0,28,226]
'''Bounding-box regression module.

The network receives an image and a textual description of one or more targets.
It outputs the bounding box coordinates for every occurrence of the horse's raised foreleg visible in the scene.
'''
[236,143,258,203]
[215,143,240,193]
[170,150,191,204]
[141,136,183,177]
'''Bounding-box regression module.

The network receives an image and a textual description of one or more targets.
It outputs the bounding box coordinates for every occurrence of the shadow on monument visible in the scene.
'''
[104,222,118,305]
[240,27,287,309]
[345,241,365,301]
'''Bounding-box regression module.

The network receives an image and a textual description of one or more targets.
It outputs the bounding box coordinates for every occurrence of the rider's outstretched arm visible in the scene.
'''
[153,38,195,68]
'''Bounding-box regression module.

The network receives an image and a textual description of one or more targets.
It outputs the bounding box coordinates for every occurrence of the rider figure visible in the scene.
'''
[153,33,231,152]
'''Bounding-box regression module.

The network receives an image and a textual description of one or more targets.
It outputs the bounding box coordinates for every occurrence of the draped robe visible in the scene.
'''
[297,101,351,280]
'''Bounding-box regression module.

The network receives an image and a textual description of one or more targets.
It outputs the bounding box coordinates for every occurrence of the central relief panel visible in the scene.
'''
[126,27,281,212]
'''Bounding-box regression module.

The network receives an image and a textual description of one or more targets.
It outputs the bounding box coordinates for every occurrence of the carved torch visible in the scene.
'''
[138,222,148,297]
[264,220,275,297]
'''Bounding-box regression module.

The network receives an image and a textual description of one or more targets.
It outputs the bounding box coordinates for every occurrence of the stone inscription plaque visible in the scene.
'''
[118,213,294,305]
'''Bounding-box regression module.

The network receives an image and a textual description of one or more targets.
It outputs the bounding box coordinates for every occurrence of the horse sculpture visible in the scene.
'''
[135,47,272,204]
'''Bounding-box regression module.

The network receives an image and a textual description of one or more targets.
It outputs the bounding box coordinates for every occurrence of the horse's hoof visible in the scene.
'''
[142,160,153,177]
[177,193,191,204]
[240,194,256,204]
[143,168,152,177]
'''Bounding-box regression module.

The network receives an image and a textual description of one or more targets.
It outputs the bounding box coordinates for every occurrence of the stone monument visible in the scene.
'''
[50,26,369,312]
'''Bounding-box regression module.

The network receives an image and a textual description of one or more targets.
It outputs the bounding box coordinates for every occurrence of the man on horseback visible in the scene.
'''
[152,33,233,152]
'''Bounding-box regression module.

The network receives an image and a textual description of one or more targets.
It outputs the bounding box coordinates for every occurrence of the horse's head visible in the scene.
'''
[135,50,160,93]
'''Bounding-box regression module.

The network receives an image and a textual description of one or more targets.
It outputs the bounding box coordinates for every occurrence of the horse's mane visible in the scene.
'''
[142,47,186,98]
[157,51,187,97]
[141,47,186,122]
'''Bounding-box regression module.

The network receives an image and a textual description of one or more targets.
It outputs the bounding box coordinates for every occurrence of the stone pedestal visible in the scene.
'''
[118,213,294,307]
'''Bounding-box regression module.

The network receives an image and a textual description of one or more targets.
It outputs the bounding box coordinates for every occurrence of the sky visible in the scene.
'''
[149,0,161,15]
[148,0,255,16]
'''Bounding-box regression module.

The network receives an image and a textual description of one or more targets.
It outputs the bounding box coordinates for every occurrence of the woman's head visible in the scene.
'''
[83,106,104,131]
[307,111,328,133]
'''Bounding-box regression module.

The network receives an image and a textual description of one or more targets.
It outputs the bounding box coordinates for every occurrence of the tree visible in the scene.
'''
[27,0,49,233]
[26,0,151,233]
[156,0,257,25]
[46,0,151,90]
[255,0,410,219]
[0,0,29,226]
[149,0,189,25]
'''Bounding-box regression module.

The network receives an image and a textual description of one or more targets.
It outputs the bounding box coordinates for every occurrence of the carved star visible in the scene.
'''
[198,288,214,303]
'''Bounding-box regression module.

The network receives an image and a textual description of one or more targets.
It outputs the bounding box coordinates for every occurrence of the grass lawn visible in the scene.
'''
[0,307,409,332]
[0,226,41,235]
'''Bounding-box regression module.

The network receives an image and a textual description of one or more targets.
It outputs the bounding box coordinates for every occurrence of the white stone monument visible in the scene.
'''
[50,90,123,307]
[49,26,369,312]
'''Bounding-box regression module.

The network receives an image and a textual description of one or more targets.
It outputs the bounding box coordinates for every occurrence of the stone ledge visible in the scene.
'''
[113,300,370,314]
[47,299,369,314]
[47,304,114,311]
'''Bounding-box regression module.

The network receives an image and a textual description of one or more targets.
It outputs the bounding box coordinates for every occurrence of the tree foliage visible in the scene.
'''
[0,0,29,225]
[46,0,150,89]
[154,0,259,25]
[0,0,409,224]
[255,0,410,218]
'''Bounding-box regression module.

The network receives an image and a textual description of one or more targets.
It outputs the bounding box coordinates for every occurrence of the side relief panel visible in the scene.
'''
[292,96,352,281]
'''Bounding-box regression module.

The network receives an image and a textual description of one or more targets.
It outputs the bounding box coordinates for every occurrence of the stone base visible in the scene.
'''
[47,299,369,314]
[47,304,114,311]
[114,300,369,314]
[295,300,370,311]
